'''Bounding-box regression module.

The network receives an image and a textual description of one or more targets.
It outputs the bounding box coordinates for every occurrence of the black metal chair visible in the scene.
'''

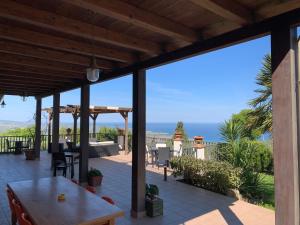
[6,139,15,152]
[156,147,171,169]
[52,152,71,177]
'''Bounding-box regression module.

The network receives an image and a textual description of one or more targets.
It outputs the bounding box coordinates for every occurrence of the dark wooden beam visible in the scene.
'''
[79,84,90,183]
[0,62,85,78]
[271,25,299,225]
[96,8,300,83]
[0,77,74,88]
[52,93,60,154]
[257,0,300,19]
[0,23,135,63]
[3,90,42,96]
[131,69,146,218]
[0,40,114,69]
[40,8,300,98]
[35,96,42,159]
[0,52,86,74]
[0,0,161,55]
[0,71,81,83]
[0,82,50,90]
[63,0,199,43]
[190,0,253,25]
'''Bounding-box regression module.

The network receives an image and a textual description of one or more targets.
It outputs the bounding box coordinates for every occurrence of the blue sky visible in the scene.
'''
[0,35,270,123]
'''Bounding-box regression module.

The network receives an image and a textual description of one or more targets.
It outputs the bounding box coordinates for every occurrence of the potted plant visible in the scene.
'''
[88,168,103,186]
[24,148,36,160]
[145,184,163,217]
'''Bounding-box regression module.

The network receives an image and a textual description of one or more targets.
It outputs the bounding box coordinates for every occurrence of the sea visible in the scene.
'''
[91,122,223,142]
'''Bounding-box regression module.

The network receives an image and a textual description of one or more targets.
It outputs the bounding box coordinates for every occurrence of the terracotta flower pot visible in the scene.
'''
[25,149,36,160]
[174,131,183,140]
[88,176,103,187]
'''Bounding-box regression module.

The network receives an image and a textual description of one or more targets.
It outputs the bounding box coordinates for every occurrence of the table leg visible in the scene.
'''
[71,156,74,178]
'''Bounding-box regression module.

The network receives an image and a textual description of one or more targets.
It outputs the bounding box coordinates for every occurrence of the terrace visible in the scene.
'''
[0,151,274,225]
[0,0,300,224]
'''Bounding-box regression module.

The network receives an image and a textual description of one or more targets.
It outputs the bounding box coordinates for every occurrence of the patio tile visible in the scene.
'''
[0,152,275,225]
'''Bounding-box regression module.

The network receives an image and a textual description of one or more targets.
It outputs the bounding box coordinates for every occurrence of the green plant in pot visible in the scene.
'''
[145,184,163,217]
[24,148,36,160]
[88,168,103,186]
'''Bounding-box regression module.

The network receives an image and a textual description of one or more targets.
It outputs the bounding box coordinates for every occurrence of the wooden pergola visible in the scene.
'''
[43,105,132,152]
[1,0,300,222]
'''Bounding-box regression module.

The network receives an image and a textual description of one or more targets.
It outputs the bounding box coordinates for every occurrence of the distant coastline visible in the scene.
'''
[0,120,222,142]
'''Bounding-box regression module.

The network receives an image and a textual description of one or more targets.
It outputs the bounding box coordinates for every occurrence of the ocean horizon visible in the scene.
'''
[86,122,223,142]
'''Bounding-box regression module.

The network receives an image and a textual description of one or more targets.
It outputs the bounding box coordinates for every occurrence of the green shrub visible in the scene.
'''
[170,156,241,195]
[98,127,118,142]
[88,167,103,177]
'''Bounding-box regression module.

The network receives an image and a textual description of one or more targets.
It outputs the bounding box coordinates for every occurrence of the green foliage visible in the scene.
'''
[217,118,273,201]
[88,167,103,177]
[248,54,272,133]
[146,184,159,199]
[173,121,188,141]
[232,109,262,140]
[0,126,35,137]
[98,127,118,142]
[170,156,241,195]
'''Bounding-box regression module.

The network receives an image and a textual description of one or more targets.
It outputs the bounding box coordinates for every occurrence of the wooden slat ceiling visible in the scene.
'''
[0,0,300,96]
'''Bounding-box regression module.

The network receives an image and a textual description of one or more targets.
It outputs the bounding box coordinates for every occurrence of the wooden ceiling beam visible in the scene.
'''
[0,52,85,74]
[190,0,253,25]
[0,62,85,78]
[0,74,79,85]
[3,90,41,96]
[0,70,81,82]
[256,0,300,19]
[0,83,50,90]
[62,0,199,43]
[0,40,114,69]
[0,78,72,88]
[0,23,135,63]
[0,0,161,55]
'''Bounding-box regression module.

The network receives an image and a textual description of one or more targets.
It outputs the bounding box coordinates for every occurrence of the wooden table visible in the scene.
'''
[8,177,124,225]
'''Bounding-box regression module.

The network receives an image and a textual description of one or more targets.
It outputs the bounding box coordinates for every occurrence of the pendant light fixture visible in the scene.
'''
[86,56,100,82]
[86,13,101,83]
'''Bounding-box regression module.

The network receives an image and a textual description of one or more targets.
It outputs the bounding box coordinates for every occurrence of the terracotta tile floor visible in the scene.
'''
[0,152,275,225]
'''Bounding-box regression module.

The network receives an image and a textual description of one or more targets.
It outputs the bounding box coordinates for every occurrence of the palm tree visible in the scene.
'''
[248,54,272,133]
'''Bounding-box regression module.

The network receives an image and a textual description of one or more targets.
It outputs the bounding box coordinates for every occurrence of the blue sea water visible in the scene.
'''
[92,122,222,142]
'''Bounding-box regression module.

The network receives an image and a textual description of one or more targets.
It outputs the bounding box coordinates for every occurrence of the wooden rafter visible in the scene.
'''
[62,0,199,43]
[0,23,135,63]
[0,53,85,74]
[190,0,253,25]
[0,40,114,69]
[0,62,85,78]
[0,77,72,88]
[0,70,81,82]
[0,0,161,55]
[257,0,300,19]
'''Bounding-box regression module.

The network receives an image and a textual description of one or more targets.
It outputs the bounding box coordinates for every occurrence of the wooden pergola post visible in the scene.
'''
[72,111,79,147]
[90,113,99,138]
[34,96,42,159]
[52,92,60,153]
[271,26,300,225]
[47,112,52,149]
[120,112,129,153]
[79,84,90,183]
[131,69,146,218]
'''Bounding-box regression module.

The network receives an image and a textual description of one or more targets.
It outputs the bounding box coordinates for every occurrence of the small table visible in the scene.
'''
[8,177,124,225]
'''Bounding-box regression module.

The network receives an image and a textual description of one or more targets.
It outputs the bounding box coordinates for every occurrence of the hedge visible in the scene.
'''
[170,156,241,195]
